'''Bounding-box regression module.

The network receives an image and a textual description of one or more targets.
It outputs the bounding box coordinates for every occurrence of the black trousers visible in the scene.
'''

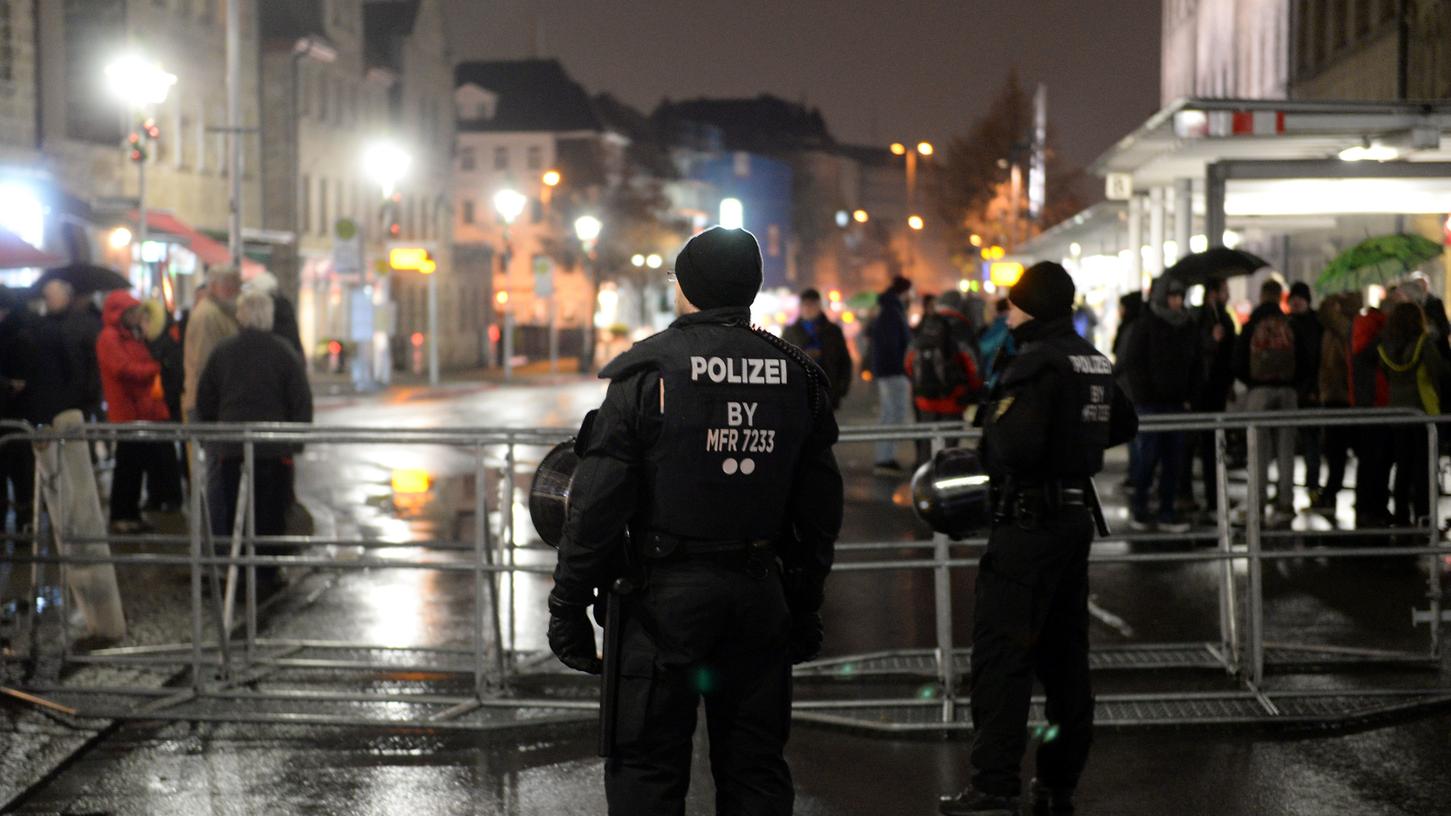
[1355,425,1394,527]
[110,440,182,522]
[212,457,294,539]
[1391,426,1431,525]
[605,557,793,816]
[970,509,1095,797]
[0,429,34,527]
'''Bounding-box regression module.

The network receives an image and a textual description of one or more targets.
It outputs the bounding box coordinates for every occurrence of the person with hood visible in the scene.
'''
[1234,278,1301,527]
[783,288,853,409]
[1122,276,1200,532]
[867,275,914,475]
[907,290,984,464]
[1312,291,1362,514]
[1288,282,1324,504]
[1377,301,1447,526]
[96,291,172,532]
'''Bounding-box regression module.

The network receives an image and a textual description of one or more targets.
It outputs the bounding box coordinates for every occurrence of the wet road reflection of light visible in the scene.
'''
[361,570,433,648]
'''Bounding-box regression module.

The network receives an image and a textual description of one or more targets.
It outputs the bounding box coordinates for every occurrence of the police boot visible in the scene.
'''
[938,786,1019,815]
[1029,779,1075,814]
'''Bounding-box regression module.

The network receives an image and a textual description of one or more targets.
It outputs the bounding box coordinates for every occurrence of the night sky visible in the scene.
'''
[441,0,1163,172]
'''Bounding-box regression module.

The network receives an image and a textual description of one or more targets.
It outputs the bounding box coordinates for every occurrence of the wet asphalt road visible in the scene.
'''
[6,378,1451,815]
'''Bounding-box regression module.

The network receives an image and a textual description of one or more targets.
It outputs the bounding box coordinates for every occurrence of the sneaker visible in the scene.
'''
[1127,515,1155,533]
[1158,516,1192,534]
[939,787,1020,815]
[873,461,905,477]
[1030,779,1075,814]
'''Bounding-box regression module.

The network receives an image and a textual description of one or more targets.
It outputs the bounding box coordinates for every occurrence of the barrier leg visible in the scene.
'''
[928,433,956,723]
[1426,421,1441,658]
[1214,427,1240,673]
[221,463,250,658]
[503,443,517,658]
[1245,424,1265,686]
[476,444,508,693]
[244,440,257,667]
[187,442,206,692]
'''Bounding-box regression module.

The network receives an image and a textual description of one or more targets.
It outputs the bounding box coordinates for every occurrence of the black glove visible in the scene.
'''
[788,611,823,664]
[548,599,602,675]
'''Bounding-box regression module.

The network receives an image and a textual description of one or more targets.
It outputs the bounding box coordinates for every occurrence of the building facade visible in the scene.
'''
[1290,0,1451,100]
[1162,0,1293,103]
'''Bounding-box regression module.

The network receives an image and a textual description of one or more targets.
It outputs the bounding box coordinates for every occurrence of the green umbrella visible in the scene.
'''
[845,290,878,312]
[1316,233,1445,294]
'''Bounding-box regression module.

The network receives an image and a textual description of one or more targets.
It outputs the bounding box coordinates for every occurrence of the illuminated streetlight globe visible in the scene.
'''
[574,214,603,243]
[493,188,527,225]
[541,169,562,187]
[890,143,907,156]
[917,141,934,157]
[364,141,412,199]
[907,214,925,231]
[105,54,177,107]
[630,254,645,268]
[852,209,869,224]
[645,253,662,269]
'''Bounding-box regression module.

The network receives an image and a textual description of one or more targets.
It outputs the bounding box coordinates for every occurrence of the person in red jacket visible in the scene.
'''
[906,299,984,465]
[96,290,170,532]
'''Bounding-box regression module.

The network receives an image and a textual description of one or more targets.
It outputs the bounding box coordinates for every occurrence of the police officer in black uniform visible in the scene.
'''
[548,226,843,816]
[940,262,1137,816]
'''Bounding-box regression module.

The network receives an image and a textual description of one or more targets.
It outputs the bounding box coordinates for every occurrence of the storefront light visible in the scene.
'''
[0,182,44,249]
[108,227,134,250]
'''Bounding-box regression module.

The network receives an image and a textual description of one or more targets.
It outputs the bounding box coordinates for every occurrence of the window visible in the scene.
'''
[300,175,311,235]
[319,177,329,236]
[462,200,475,224]
[460,147,476,171]
[0,1,13,83]
[526,145,543,170]
[494,146,508,170]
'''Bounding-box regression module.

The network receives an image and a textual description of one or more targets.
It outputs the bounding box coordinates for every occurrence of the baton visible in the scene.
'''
[598,576,634,758]
[1086,478,1112,538]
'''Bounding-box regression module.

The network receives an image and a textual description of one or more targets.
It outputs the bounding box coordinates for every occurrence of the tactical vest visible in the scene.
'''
[601,317,817,544]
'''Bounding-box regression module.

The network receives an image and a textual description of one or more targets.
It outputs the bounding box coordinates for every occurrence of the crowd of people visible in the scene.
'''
[0,267,312,646]
[786,268,1451,536]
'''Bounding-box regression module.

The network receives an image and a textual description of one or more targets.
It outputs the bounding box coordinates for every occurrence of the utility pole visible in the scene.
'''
[227,0,243,267]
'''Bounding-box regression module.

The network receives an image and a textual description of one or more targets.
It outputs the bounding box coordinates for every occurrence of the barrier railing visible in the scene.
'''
[0,408,1447,732]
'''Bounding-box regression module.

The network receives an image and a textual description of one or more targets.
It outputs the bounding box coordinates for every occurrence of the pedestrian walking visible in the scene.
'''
[1376,302,1447,526]
[95,291,175,533]
[1312,292,1361,515]
[940,262,1137,815]
[182,268,240,421]
[867,275,914,475]
[547,227,842,815]
[907,294,983,465]
[1234,279,1301,527]
[1123,276,1199,532]
[783,287,853,409]
[195,290,312,585]
[1288,282,1324,505]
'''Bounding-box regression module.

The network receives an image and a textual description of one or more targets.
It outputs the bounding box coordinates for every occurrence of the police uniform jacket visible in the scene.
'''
[981,316,1137,484]
[552,306,844,615]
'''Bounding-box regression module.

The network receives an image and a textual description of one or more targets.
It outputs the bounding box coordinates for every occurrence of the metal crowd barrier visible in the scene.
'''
[0,409,1447,734]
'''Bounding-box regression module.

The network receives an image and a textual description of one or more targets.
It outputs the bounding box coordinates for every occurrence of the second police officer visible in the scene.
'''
[548,226,843,816]
[940,262,1138,815]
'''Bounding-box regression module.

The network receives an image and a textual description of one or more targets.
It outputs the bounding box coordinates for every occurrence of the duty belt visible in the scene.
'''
[644,531,774,560]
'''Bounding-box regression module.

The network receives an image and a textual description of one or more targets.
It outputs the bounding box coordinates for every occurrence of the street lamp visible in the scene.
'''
[719,198,744,230]
[493,189,527,225]
[363,140,412,200]
[645,253,662,269]
[574,215,604,371]
[574,214,602,244]
[541,169,562,188]
[892,139,934,276]
[631,254,645,268]
[907,214,925,231]
[852,209,869,224]
[105,54,176,295]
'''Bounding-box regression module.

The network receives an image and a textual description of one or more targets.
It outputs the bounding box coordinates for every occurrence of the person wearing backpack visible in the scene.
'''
[1123,277,1200,532]
[906,298,983,465]
[1377,301,1447,527]
[1234,278,1302,528]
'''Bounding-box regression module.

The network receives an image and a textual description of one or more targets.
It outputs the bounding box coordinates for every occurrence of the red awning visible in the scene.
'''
[0,224,63,270]
[129,210,265,275]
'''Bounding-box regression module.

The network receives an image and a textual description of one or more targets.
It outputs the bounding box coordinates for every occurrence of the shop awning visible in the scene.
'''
[0,224,64,270]
[129,210,266,276]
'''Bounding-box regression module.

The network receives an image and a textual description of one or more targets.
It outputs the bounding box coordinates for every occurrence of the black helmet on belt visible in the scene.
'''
[911,448,992,539]
[529,439,579,548]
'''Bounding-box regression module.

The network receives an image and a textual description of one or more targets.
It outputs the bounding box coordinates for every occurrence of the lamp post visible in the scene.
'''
[365,141,425,383]
[891,140,933,277]
[105,54,176,295]
[574,215,603,371]
[492,189,526,379]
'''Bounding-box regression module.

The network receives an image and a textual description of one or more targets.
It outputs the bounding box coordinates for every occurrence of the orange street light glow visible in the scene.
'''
[852,209,869,223]
[890,142,906,156]
[827,289,842,303]
[541,169,562,187]
[907,214,925,231]
[917,141,934,157]
[495,291,510,306]
[989,262,1025,288]
[391,469,432,495]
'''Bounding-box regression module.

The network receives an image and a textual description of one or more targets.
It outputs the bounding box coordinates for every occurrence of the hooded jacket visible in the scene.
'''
[1379,332,1448,415]
[1122,283,1200,405]
[867,290,912,378]
[1317,293,1360,406]
[96,290,168,423]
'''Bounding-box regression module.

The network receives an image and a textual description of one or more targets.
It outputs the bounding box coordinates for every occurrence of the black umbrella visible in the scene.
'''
[1163,247,1269,285]
[30,263,131,295]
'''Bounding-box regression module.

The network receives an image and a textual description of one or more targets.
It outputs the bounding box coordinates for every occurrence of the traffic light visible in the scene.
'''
[142,118,160,140]
[127,132,146,163]
[381,195,401,238]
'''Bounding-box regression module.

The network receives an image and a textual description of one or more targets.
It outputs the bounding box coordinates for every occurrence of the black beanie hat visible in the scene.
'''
[1008,261,1075,321]
[1289,281,1312,304]
[674,227,763,309]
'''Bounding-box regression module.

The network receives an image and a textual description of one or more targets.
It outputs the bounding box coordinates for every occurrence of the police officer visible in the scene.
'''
[548,226,843,816]
[940,262,1137,816]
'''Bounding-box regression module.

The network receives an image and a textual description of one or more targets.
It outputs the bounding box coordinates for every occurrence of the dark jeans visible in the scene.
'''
[1322,404,1353,497]
[0,429,34,527]
[110,440,181,522]
[1130,405,1185,522]
[1355,425,1394,527]
[605,558,793,816]
[971,509,1095,797]
[1298,425,1322,493]
[1391,426,1432,525]
[211,457,294,540]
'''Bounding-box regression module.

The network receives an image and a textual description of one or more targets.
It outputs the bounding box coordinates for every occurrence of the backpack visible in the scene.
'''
[1248,313,1296,383]
[912,314,969,400]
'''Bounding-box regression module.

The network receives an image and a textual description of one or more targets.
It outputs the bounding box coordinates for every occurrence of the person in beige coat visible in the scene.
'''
[182,268,240,420]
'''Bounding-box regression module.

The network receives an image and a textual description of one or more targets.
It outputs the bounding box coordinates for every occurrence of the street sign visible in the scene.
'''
[533,255,554,296]
[1105,173,1134,201]
[333,218,362,273]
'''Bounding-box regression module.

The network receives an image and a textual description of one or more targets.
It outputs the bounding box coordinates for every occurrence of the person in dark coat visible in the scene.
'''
[867,276,914,474]
[0,287,40,528]
[244,271,303,355]
[195,290,312,559]
[1181,277,1237,515]
[41,280,103,421]
[1288,282,1324,503]
[1234,279,1302,526]
[783,288,853,409]
[1122,276,1200,532]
